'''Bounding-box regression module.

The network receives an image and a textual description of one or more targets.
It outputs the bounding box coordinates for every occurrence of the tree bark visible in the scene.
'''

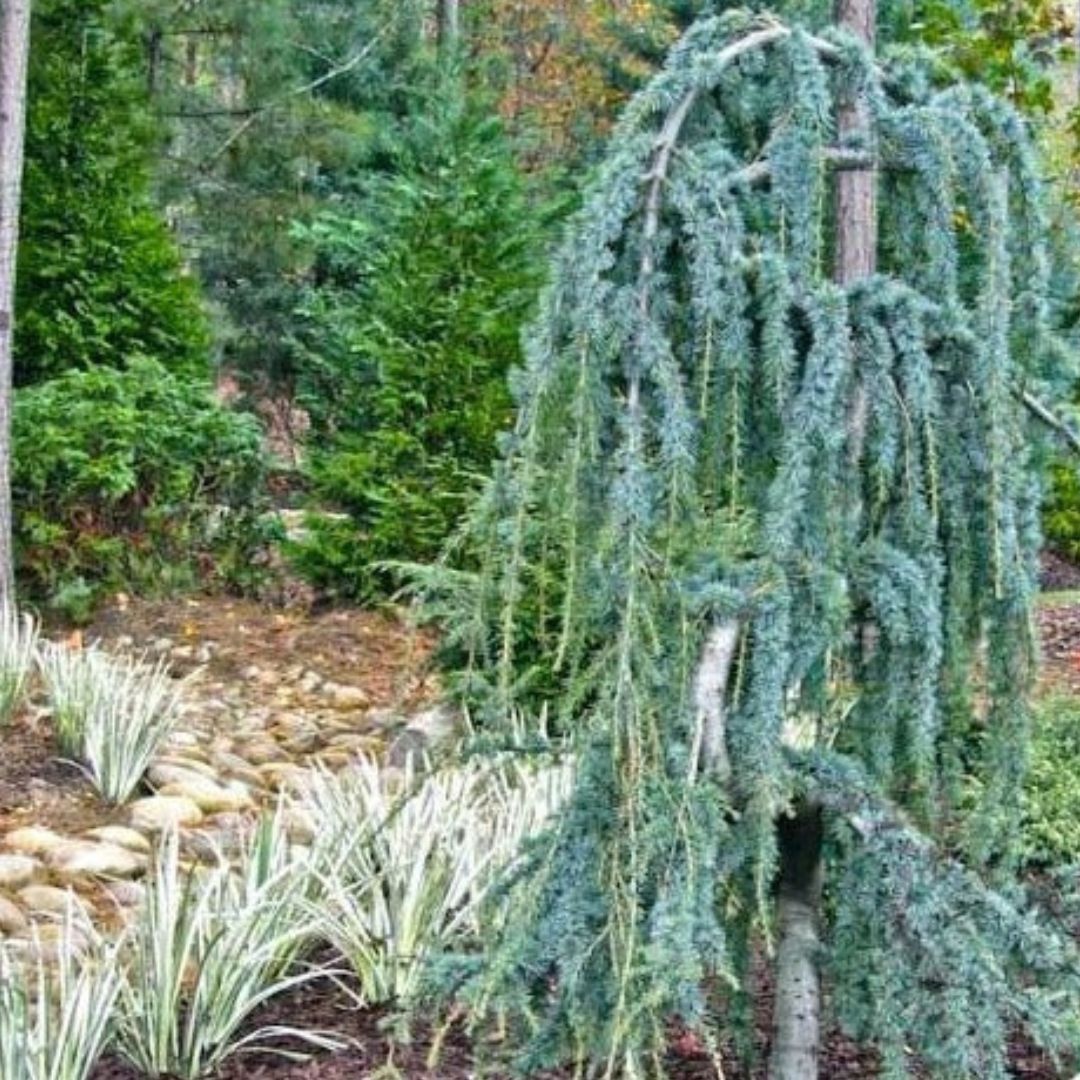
[769,808,826,1080]
[437,0,460,53]
[692,619,739,782]
[768,2,876,1078]
[0,0,31,607]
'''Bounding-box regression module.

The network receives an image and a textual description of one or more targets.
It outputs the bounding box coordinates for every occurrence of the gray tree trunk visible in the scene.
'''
[768,1,876,1078]
[769,808,826,1080]
[437,0,460,52]
[0,0,31,607]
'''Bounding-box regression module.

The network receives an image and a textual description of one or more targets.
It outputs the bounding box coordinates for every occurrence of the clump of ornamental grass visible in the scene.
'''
[113,829,340,1080]
[38,644,184,802]
[0,604,39,723]
[300,754,573,1004]
[0,908,123,1080]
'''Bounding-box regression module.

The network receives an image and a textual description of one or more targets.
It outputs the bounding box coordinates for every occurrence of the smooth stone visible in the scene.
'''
[165,731,201,749]
[209,735,236,756]
[82,826,152,855]
[327,732,383,754]
[408,704,459,745]
[0,854,40,889]
[101,881,145,908]
[387,727,430,768]
[324,683,369,710]
[25,923,91,962]
[159,778,253,814]
[298,670,323,694]
[48,840,145,881]
[256,762,309,792]
[159,747,216,770]
[130,795,204,832]
[240,740,287,766]
[366,707,404,731]
[4,826,68,856]
[148,761,216,789]
[210,752,266,790]
[314,750,352,770]
[18,884,80,917]
[181,831,233,864]
[281,808,315,845]
[0,894,28,934]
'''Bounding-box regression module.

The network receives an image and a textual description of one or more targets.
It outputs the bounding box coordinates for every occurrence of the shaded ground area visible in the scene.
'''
[0,594,438,838]
[89,969,1058,1080]
[12,588,1073,1080]
[87,594,438,706]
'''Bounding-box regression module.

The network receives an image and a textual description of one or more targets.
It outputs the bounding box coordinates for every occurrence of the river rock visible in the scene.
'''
[130,795,204,832]
[102,881,145,908]
[148,760,216,789]
[4,826,68,856]
[48,840,145,882]
[82,826,152,854]
[0,854,40,889]
[159,778,253,814]
[240,739,287,766]
[210,751,265,790]
[324,682,369,710]
[0,894,28,934]
[256,762,309,791]
[18,884,80,917]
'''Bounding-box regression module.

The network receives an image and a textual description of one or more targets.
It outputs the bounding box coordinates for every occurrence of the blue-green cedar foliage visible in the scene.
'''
[412,10,1080,1077]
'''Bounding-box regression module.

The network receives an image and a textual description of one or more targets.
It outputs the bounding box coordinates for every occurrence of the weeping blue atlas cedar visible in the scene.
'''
[408,9,1080,1078]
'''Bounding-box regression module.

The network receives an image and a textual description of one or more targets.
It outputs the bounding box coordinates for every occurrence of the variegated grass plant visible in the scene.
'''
[0,604,39,723]
[114,828,341,1080]
[298,754,573,1004]
[38,644,184,803]
[0,908,123,1080]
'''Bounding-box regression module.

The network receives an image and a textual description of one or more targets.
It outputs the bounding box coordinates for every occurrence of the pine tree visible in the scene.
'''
[414,4,1080,1078]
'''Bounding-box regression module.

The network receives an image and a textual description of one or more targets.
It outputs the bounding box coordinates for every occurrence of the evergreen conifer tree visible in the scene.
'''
[415,3,1080,1077]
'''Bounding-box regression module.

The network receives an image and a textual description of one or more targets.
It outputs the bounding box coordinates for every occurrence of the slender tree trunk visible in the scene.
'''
[437,0,460,53]
[769,808,826,1080]
[0,0,31,607]
[768,2,876,1078]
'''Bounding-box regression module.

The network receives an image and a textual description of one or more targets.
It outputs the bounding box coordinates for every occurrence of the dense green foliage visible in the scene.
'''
[1043,463,1080,559]
[288,94,543,598]
[1023,696,1080,866]
[137,0,430,389]
[410,11,1080,1076]
[13,361,268,619]
[16,0,209,386]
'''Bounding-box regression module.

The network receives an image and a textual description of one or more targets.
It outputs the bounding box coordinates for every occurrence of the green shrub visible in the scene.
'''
[1022,696,1080,866]
[16,0,209,386]
[1042,461,1080,561]
[13,359,269,616]
[289,92,543,600]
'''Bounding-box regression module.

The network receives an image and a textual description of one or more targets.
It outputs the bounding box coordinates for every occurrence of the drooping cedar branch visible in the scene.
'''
[413,11,1080,1078]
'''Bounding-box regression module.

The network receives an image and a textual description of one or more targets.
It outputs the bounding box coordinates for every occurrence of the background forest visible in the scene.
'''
[12,0,1080,613]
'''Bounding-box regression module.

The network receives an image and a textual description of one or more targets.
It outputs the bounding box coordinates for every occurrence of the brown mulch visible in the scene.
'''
[1040,550,1080,593]
[0,709,112,836]
[85,594,439,712]
[87,967,874,1080]
[87,965,1060,1080]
